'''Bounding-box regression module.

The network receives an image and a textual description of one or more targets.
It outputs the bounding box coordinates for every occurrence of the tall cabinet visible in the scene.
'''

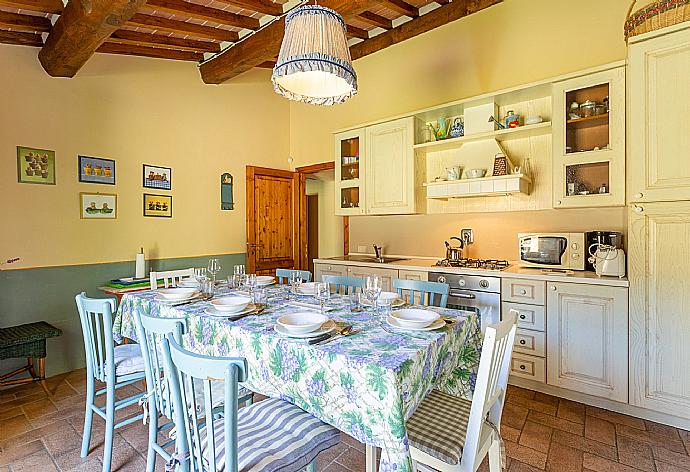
[627,24,690,421]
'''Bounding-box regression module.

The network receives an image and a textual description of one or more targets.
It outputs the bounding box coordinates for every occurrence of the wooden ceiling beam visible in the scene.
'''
[127,13,239,42]
[210,0,283,16]
[200,0,382,84]
[346,24,369,40]
[0,11,52,33]
[0,0,63,15]
[110,29,221,53]
[377,0,418,18]
[97,41,204,61]
[0,28,43,46]
[144,0,260,30]
[351,0,502,60]
[38,0,147,77]
[357,11,392,29]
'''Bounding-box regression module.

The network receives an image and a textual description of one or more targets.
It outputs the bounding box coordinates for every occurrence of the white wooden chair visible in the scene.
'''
[149,268,195,290]
[407,310,519,472]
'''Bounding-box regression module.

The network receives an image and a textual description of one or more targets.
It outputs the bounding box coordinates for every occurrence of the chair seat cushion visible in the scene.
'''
[407,389,472,465]
[202,397,340,472]
[112,344,145,376]
[193,379,253,415]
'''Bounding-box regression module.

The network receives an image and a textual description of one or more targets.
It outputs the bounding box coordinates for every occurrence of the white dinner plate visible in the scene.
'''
[387,315,445,332]
[361,298,405,308]
[274,319,336,339]
[203,304,258,319]
[154,293,200,304]
[177,279,199,288]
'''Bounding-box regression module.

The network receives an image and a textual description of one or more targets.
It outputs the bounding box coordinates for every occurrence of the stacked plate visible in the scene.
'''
[256,275,275,286]
[155,288,199,304]
[361,291,405,308]
[275,312,335,338]
[387,309,444,331]
[177,278,199,288]
[204,296,255,319]
[295,282,318,296]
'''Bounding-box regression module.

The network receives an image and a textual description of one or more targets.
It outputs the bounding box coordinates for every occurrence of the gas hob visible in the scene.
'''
[434,258,511,271]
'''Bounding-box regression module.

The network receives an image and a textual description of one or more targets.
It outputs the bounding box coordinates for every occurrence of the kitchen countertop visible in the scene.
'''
[314,256,629,288]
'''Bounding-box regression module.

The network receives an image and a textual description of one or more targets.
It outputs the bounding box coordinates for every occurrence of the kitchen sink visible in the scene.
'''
[341,255,410,264]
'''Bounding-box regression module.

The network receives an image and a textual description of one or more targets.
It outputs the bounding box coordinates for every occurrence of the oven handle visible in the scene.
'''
[449,291,476,299]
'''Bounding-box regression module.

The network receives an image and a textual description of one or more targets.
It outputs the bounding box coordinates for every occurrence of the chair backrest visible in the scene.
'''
[323,275,363,295]
[275,269,312,284]
[461,310,518,470]
[392,279,449,308]
[162,336,248,472]
[75,292,117,383]
[134,312,186,419]
[150,268,195,290]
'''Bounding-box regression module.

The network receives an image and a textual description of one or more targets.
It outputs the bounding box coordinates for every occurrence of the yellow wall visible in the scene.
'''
[0,46,289,269]
[288,0,631,259]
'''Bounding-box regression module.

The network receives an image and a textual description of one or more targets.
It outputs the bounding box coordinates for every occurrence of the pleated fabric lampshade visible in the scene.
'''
[272,4,357,106]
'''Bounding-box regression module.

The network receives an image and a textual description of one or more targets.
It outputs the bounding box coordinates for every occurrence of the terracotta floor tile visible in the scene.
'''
[545,442,582,472]
[317,442,349,469]
[507,385,536,400]
[583,453,642,472]
[502,402,529,430]
[9,449,58,472]
[556,399,585,425]
[0,440,44,466]
[339,432,365,453]
[585,405,646,430]
[324,462,353,472]
[0,418,66,451]
[509,460,543,472]
[501,424,522,443]
[0,406,23,421]
[53,448,102,472]
[679,429,690,454]
[527,410,584,436]
[645,420,681,440]
[334,447,366,471]
[505,440,548,469]
[652,446,690,469]
[506,394,558,416]
[655,460,690,472]
[533,392,560,408]
[616,423,687,453]
[0,413,32,442]
[0,393,46,414]
[616,434,656,472]
[585,415,616,446]
[551,429,617,461]
[519,421,553,453]
[42,425,82,457]
[22,397,58,419]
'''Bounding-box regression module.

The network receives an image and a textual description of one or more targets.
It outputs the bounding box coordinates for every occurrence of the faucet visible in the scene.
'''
[373,244,384,262]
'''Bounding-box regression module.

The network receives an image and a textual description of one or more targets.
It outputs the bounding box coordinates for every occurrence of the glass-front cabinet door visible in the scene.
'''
[552,66,625,208]
[334,128,365,215]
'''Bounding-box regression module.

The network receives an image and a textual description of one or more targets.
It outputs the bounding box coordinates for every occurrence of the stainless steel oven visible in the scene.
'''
[429,272,501,333]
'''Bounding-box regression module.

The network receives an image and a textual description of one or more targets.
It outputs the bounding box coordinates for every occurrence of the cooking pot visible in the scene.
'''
[445,237,465,262]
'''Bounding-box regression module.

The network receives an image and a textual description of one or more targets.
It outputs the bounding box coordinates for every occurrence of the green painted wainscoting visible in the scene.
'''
[0,253,245,377]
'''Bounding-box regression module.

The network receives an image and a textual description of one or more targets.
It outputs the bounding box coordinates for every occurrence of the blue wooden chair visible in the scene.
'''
[134,312,255,472]
[161,336,341,472]
[392,279,449,308]
[276,269,312,284]
[323,275,363,295]
[75,293,146,472]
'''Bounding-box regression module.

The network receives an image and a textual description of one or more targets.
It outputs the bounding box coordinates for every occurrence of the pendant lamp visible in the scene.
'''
[272,4,357,105]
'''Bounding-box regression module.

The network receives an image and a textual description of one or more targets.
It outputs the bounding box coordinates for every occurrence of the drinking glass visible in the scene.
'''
[364,275,382,312]
[245,274,257,302]
[201,280,215,298]
[233,265,246,277]
[348,291,361,312]
[207,258,221,284]
[378,296,393,322]
[315,282,331,315]
[254,288,268,307]
[194,267,208,285]
[288,271,303,298]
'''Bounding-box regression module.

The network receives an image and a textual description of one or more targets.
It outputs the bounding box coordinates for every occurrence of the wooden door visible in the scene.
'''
[629,201,690,419]
[246,166,299,275]
[628,25,690,203]
[546,282,628,402]
[365,117,415,215]
[345,266,397,291]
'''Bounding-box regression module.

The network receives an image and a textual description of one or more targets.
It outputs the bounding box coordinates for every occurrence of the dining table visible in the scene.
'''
[112,282,483,472]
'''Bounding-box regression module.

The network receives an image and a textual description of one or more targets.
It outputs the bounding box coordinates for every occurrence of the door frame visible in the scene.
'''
[246,166,300,274]
[295,162,349,270]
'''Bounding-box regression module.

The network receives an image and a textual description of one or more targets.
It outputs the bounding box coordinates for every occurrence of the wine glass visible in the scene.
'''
[315,282,331,315]
[194,268,208,287]
[288,271,303,299]
[364,275,382,314]
[231,264,245,289]
[207,258,221,284]
[245,274,257,302]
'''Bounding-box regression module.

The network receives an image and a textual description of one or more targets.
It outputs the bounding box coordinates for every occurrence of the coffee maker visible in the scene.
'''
[586,231,626,277]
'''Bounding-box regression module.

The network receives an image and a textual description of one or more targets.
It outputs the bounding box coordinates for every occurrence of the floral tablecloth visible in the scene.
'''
[113,285,482,472]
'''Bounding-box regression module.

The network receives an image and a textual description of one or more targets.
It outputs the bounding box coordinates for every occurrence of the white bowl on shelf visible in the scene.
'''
[277,312,328,335]
[390,309,440,329]
[465,169,487,179]
[158,288,198,301]
[210,296,252,313]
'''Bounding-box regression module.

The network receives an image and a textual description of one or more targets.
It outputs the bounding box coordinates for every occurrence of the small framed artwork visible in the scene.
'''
[80,193,117,219]
[17,146,56,185]
[221,173,234,210]
[143,164,172,190]
[143,193,172,218]
[79,155,115,185]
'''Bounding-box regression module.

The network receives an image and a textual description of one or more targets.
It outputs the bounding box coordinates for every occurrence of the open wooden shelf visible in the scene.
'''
[414,122,551,153]
[423,174,532,199]
[566,113,609,129]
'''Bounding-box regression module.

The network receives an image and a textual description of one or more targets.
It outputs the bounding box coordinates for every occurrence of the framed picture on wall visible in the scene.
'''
[143,164,172,190]
[143,193,172,218]
[17,146,56,185]
[78,156,115,185]
[80,192,117,219]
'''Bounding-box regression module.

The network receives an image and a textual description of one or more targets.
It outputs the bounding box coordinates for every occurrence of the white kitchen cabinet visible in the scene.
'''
[628,24,690,204]
[628,201,690,420]
[546,282,628,402]
[365,117,416,215]
[334,128,366,216]
[345,266,397,292]
[314,263,347,282]
[552,66,626,208]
